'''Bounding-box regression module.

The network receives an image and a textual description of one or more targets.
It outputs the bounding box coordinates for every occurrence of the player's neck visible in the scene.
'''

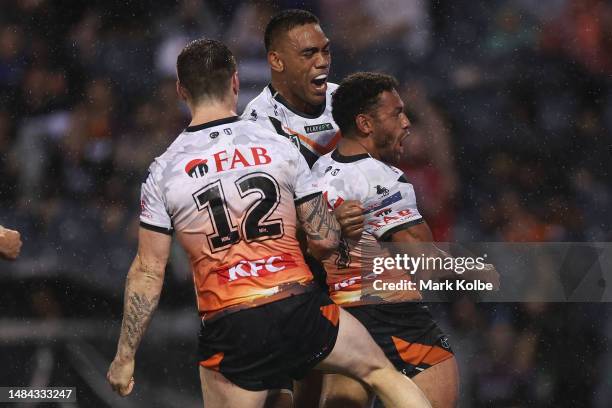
[337,137,378,159]
[270,80,321,116]
[188,101,237,127]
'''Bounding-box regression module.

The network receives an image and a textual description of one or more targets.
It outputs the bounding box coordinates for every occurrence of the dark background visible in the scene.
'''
[1,0,611,406]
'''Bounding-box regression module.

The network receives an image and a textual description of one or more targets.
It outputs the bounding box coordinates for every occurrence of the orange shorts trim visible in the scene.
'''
[391,336,453,367]
[199,351,224,371]
[320,304,340,327]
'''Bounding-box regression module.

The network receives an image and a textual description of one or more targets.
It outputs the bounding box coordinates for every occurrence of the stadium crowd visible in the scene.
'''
[1,0,611,406]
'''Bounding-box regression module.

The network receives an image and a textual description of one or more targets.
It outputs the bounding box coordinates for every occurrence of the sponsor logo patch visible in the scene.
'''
[363,191,402,215]
[304,123,334,134]
[185,159,209,178]
[215,253,298,284]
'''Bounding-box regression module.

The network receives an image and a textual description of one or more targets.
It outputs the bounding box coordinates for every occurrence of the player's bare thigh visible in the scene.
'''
[199,366,268,408]
[319,356,458,408]
[264,389,293,408]
[293,371,323,408]
[314,307,390,377]
[320,373,373,408]
[314,307,431,408]
[411,356,459,408]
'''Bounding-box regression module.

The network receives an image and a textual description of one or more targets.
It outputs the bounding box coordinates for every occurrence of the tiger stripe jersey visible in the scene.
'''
[140,116,321,317]
[241,83,340,168]
[312,149,425,306]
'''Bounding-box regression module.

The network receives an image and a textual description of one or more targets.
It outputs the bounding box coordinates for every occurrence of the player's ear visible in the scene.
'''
[355,113,373,135]
[231,71,239,97]
[268,51,284,73]
[176,81,190,102]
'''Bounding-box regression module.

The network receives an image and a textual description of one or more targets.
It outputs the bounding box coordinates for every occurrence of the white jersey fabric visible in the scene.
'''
[241,83,340,167]
[312,149,424,306]
[140,116,320,315]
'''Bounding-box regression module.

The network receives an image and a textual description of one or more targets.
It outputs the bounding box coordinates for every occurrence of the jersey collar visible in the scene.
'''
[331,149,371,163]
[185,116,240,133]
[268,84,326,119]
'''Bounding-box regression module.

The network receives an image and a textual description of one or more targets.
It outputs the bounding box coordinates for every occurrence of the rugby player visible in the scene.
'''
[106,40,431,408]
[241,9,338,168]
[313,72,463,408]
[0,225,22,260]
[241,10,365,406]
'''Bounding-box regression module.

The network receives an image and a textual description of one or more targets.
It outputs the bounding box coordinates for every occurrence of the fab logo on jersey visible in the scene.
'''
[185,159,209,178]
[185,148,273,178]
[212,147,272,172]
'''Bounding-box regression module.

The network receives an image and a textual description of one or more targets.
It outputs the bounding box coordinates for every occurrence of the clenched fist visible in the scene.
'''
[0,226,22,260]
[107,357,135,397]
[334,200,364,240]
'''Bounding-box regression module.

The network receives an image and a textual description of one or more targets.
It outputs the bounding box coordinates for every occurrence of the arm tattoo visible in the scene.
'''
[297,194,340,243]
[121,292,160,353]
[117,267,162,359]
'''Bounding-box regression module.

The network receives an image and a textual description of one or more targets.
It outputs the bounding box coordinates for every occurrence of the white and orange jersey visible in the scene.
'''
[140,116,321,317]
[312,150,425,307]
[241,83,341,167]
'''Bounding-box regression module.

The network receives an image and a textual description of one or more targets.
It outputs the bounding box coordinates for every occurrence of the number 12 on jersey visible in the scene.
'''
[193,172,284,252]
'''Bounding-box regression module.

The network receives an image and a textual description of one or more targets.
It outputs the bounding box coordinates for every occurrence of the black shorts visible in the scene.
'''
[304,253,329,292]
[198,290,340,391]
[346,302,453,378]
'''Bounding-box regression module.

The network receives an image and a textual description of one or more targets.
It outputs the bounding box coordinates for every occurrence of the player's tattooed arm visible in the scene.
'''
[296,193,340,259]
[117,270,161,358]
[112,228,170,360]
[108,228,170,396]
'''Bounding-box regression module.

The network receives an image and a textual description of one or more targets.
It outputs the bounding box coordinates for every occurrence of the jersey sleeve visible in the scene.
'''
[362,178,423,241]
[139,170,173,235]
[293,151,321,204]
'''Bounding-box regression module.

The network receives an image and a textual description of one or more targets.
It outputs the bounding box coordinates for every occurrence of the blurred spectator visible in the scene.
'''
[155,0,220,78]
[399,81,458,241]
[541,0,612,75]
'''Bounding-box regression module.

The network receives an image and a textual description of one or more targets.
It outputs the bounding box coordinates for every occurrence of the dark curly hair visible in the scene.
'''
[264,9,319,52]
[176,38,236,103]
[332,72,399,135]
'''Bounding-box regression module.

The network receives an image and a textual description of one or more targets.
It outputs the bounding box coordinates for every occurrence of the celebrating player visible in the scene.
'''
[242,9,338,168]
[241,10,363,405]
[106,40,431,408]
[313,72,462,408]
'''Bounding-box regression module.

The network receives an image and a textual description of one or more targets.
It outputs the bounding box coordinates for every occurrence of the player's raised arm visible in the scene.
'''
[296,193,340,260]
[107,227,171,397]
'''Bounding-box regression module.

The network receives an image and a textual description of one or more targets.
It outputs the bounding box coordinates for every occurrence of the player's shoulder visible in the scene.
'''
[145,130,188,178]
[327,82,339,95]
[242,85,276,118]
[312,149,372,199]
[234,118,305,161]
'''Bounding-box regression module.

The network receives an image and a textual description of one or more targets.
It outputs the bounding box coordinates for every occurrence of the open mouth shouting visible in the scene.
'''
[310,73,328,94]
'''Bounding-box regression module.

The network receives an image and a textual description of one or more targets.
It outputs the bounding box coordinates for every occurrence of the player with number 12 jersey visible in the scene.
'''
[140,116,321,318]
